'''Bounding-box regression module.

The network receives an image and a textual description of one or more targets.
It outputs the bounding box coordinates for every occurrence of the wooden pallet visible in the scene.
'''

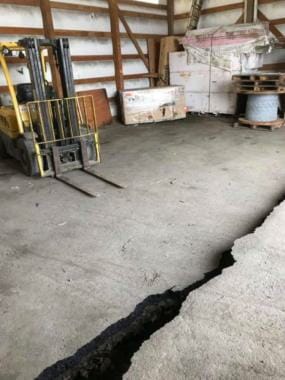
[233,73,285,82]
[233,117,285,131]
[232,73,285,94]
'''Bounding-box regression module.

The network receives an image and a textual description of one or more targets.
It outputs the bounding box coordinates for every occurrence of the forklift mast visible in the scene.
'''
[17,38,100,182]
[55,38,80,137]
[0,37,122,196]
[19,37,80,142]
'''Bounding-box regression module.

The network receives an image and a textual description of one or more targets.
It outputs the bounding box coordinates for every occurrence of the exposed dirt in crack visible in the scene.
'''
[36,250,234,380]
[36,195,285,380]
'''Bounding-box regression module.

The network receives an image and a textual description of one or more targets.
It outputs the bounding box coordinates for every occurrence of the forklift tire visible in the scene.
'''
[0,133,9,159]
[17,138,39,177]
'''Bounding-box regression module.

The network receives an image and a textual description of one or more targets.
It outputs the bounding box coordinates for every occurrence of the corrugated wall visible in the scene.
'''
[0,0,167,114]
[1,0,284,115]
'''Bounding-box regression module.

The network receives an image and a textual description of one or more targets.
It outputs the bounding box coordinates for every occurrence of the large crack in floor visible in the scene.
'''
[36,251,234,380]
[35,195,283,380]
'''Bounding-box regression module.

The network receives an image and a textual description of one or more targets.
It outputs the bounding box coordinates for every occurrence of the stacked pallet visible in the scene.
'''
[232,73,285,94]
[232,72,285,131]
[234,118,284,131]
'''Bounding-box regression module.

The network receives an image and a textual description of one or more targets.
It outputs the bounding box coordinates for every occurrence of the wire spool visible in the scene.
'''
[245,94,280,122]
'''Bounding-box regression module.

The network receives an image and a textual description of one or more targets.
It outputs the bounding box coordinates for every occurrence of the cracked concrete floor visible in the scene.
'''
[1,115,285,379]
[125,201,285,380]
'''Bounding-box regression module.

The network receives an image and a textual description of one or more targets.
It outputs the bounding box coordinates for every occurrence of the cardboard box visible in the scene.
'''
[119,86,186,125]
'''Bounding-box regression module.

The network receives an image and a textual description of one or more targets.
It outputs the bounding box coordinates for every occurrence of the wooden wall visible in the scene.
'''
[1,0,284,113]
[0,0,167,113]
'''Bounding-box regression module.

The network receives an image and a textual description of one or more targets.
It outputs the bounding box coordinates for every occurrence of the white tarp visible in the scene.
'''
[181,23,274,72]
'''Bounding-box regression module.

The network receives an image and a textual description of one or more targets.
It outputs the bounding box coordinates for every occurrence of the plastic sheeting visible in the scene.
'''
[181,23,273,72]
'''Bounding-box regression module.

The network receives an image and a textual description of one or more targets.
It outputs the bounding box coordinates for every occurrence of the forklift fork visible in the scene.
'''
[52,141,124,197]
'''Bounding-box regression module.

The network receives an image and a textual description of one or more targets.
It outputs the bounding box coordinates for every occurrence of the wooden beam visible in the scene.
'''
[175,12,189,20]
[50,1,166,20]
[39,0,54,37]
[258,0,284,4]
[12,0,285,17]
[244,0,258,23]
[174,0,285,19]
[0,26,43,35]
[270,18,285,26]
[235,13,244,24]
[39,0,63,98]
[201,2,243,15]
[0,26,164,40]
[0,73,158,93]
[147,38,156,87]
[71,54,148,62]
[167,0,174,35]
[10,0,283,19]
[50,1,107,14]
[110,8,166,21]
[55,29,164,40]
[117,0,167,10]
[108,0,124,91]
[5,54,149,64]
[74,72,157,85]
[262,62,285,71]
[0,0,38,4]
[0,0,167,9]
[258,10,285,41]
[118,9,149,70]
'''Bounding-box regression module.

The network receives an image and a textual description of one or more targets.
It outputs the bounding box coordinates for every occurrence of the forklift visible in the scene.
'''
[0,37,122,196]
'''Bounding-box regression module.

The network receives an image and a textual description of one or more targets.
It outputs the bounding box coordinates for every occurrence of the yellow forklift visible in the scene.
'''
[0,38,122,196]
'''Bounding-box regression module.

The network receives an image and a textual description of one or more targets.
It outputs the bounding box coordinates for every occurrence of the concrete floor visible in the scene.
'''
[1,115,285,379]
[125,201,285,380]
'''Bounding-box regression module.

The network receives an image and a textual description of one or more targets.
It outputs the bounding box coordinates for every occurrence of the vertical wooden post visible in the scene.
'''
[108,0,124,92]
[167,0,174,36]
[244,0,258,23]
[39,0,63,98]
[147,38,156,87]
